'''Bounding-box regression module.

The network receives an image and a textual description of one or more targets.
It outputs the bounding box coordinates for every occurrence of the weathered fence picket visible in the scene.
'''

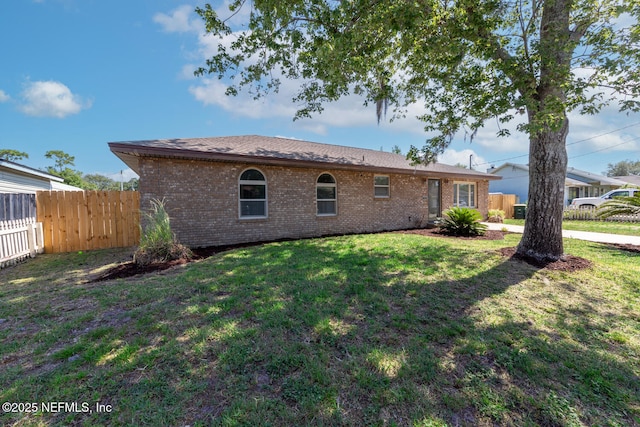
[0,193,37,221]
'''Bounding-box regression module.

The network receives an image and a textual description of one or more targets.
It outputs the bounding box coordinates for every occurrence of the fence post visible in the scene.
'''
[27,222,36,257]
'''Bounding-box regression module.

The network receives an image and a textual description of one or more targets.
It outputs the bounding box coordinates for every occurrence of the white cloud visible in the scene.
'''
[0,90,9,102]
[155,2,251,35]
[19,80,90,118]
[189,75,379,134]
[438,148,487,170]
[153,5,203,33]
[566,109,640,154]
[179,63,199,80]
[189,77,298,119]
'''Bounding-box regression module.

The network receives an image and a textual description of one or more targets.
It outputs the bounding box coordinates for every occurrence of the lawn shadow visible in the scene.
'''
[2,235,638,425]
[178,235,638,425]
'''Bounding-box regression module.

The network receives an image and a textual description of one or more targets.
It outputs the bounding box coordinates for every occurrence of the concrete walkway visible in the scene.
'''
[482,222,640,245]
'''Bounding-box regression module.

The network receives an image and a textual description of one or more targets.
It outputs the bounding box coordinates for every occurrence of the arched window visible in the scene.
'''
[316,173,337,215]
[239,169,267,218]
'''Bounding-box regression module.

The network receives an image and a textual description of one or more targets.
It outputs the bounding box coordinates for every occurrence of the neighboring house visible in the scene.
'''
[0,158,83,193]
[109,135,500,248]
[487,162,628,205]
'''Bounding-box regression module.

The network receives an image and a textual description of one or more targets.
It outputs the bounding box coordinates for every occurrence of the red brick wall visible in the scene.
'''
[138,158,489,247]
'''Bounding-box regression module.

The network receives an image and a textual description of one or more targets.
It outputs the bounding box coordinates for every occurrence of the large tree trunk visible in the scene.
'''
[515,0,572,262]
[517,120,568,262]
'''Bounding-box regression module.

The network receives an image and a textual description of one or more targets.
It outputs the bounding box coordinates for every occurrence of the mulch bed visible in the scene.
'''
[90,244,258,282]
[91,227,638,281]
[496,246,593,272]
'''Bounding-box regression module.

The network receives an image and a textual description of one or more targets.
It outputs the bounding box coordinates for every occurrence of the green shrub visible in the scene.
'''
[134,198,192,266]
[440,207,488,237]
[487,209,505,223]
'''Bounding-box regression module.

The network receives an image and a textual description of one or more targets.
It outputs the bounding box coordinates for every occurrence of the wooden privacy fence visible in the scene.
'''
[1,193,37,221]
[488,194,518,219]
[36,191,140,253]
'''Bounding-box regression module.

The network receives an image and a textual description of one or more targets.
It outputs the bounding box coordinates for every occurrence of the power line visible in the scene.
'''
[566,121,640,147]
[475,121,640,166]
[568,137,640,160]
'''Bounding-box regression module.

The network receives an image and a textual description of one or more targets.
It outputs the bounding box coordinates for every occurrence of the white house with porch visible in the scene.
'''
[487,163,629,205]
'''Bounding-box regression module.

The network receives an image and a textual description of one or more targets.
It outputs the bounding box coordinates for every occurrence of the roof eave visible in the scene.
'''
[108,143,500,180]
[0,159,65,182]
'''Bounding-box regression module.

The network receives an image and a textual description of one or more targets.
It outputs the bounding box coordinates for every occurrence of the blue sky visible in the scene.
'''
[1,0,639,182]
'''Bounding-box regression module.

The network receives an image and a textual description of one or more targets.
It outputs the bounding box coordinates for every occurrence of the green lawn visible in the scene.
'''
[505,218,640,236]
[1,233,638,426]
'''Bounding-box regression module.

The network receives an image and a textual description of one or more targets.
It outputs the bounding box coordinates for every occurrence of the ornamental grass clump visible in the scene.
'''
[134,198,192,266]
[487,209,506,223]
[440,206,488,237]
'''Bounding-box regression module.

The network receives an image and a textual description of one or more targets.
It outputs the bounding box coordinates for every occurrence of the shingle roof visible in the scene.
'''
[109,135,499,180]
[566,167,629,186]
[614,175,640,186]
[488,162,630,187]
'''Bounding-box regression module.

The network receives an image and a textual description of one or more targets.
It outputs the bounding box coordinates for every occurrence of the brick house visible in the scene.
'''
[109,135,500,247]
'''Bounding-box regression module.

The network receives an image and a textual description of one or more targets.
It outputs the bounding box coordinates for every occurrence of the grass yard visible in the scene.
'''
[504,218,640,236]
[1,232,639,426]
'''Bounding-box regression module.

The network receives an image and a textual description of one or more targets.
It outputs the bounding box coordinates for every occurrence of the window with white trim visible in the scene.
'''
[374,175,390,198]
[453,182,476,208]
[239,169,267,218]
[316,173,337,215]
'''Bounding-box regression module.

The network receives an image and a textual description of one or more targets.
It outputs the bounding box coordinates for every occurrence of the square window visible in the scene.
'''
[454,182,476,208]
[374,175,390,198]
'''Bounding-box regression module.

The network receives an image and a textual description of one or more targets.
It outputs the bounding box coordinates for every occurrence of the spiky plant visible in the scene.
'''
[440,207,488,237]
[596,194,640,220]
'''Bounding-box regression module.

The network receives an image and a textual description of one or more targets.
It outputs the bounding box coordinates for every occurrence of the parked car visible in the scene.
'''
[569,188,640,209]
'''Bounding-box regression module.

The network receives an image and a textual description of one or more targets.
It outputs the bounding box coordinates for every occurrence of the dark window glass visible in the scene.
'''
[317,173,335,184]
[316,173,336,215]
[240,169,265,181]
[239,169,266,218]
